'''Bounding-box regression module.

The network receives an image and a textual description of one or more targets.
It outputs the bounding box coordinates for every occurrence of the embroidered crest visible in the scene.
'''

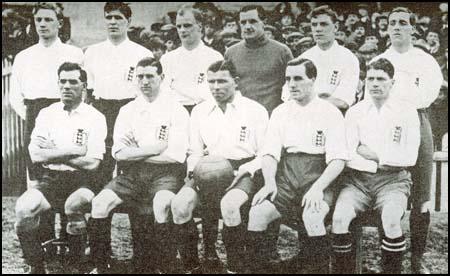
[313,130,326,147]
[392,126,402,143]
[73,129,88,146]
[415,77,420,87]
[197,73,205,84]
[239,126,249,142]
[157,125,169,141]
[127,66,135,81]
[330,70,339,85]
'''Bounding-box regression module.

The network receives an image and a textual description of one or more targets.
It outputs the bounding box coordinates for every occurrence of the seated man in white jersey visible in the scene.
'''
[171,60,269,273]
[15,62,107,274]
[88,57,189,274]
[372,7,444,273]
[331,58,420,274]
[246,58,348,274]
[282,5,360,113]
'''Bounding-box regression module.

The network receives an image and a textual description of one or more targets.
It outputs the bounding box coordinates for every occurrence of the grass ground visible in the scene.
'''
[2,196,448,274]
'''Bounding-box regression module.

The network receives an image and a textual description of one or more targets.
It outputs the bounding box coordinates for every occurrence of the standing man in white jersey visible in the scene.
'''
[372,7,444,274]
[160,5,223,114]
[9,2,84,255]
[283,5,360,113]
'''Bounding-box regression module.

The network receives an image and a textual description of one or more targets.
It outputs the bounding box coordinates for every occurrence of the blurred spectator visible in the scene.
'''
[349,21,368,47]
[371,11,381,30]
[160,23,179,51]
[264,25,278,40]
[2,8,31,60]
[358,42,379,65]
[202,19,219,47]
[144,37,167,61]
[426,28,442,56]
[364,29,380,48]
[279,11,295,27]
[335,24,348,46]
[356,3,371,24]
[285,31,302,56]
[296,16,312,37]
[417,14,432,35]
[223,14,239,35]
[294,36,314,57]
[344,11,360,32]
[296,2,312,19]
[127,25,145,44]
[281,25,297,43]
[375,14,389,45]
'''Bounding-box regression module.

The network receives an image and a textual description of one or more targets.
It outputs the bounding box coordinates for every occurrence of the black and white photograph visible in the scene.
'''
[2,2,448,274]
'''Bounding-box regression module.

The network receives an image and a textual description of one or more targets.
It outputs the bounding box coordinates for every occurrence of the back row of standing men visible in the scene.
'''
[10,2,443,274]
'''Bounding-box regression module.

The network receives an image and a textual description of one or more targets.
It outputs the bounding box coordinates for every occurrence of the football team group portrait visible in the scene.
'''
[1,1,448,274]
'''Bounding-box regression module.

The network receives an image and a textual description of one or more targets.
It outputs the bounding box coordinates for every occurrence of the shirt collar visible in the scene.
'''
[106,37,131,49]
[37,37,62,49]
[207,91,243,115]
[134,92,165,110]
[316,40,338,53]
[366,97,396,113]
[59,101,88,115]
[180,40,205,54]
[289,95,320,111]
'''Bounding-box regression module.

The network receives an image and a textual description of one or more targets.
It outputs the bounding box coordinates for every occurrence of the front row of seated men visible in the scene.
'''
[15,56,420,274]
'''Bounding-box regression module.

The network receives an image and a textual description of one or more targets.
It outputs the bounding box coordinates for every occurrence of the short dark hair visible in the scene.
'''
[58,62,87,83]
[240,5,266,21]
[388,7,416,26]
[104,2,132,20]
[287,58,317,79]
[309,5,338,24]
[177,5,204,25]
[33,2,64,21]
[367,58,395,79]
[352,21,368,32]
[136,57,163,75]
[207,60,238,78]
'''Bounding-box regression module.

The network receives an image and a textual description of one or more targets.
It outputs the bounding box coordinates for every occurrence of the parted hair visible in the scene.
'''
[287,58,317,80]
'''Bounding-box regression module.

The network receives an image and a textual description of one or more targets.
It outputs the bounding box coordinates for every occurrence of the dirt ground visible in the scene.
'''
[2,196,448,274]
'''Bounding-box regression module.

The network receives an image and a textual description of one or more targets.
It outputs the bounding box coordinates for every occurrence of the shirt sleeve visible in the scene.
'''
[28,109,50,155]
[239,106,269,176]
[83,48,95,91]
[111,105,132,159]
[378,108,421,167]
[9,54,26,120]
[260,108,284,162]
[332,52,360,106]
[160,103,190,163]
[85,112,107,160]
[186,107,206,172]
[420,54,444,108]
[345,107,378,172]
[325,108,349,164]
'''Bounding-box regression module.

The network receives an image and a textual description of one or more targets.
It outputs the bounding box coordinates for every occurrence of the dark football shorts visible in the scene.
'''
[35,169,98,209]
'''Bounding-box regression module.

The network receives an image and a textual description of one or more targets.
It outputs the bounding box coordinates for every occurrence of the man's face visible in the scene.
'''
[34,9,60,40]
[105,10,129,40]
[366,68,394,101]
[176,11,202,47]
[378,18,388,30]
[346,14,359,26]
[299,22,311,36]
[365,35,379,45]
[426,31,439,46]
[136,65,162,100]
[165,39,176,51]
[358,8,369,17]
[204,24,215,37]
[285,64,315,102]
[240,9,265,40]
[335,30,347,43]
[388,11,414,45]
[207,70,237,105]
[281,14,293,26]
[355,26,366,37]
[265,30,274,39]
[224,21,238,33]
[59,70,85,106]
[152,48,165,61]
[311,14,336,45]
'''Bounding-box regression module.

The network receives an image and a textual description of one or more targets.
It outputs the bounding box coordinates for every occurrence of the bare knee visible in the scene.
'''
[302,204,329,237]
[221,198,241,226]
[248,202,279,231]
[381,204,404,238]
[91,189,121,218]
[64,188,94,216]
[171,188,197,224]
[153,190,175,223]
[332,205,356,234]
[15,190,48,232]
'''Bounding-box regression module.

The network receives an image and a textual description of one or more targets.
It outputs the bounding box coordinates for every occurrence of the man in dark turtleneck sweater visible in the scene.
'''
[225,5,293,115]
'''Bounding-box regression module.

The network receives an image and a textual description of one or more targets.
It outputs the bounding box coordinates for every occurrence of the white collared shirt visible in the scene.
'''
[262,97,348,164]
[29,102,107,171]
[84,38,153,100]
[372,46,443,109]
[345,98,421,173]
[282,40,360,106]
[188,92,269,174]
[112,92,189,163]
[160,41,223,106]
[10,39,84,119]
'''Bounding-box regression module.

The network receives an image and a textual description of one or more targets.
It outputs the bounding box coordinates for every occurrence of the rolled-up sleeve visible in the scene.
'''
[161,104,190,163]
[261,108,284,162]
[325,109,349,164]
[111,106,132,159]
[187,107,205,172]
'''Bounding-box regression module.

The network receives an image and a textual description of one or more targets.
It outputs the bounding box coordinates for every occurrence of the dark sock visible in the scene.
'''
[130,214,155,273]
[201,214,219,258]
[266,220,280,259]
[67,233,85,265]
[16,224,45,267]
[88,217,112,271]
[410,210,430,268]
[222,224,246,272]
[381,235,406,274]
[331,233,354,274]
[304,235,330,274]
[174,220,200,270]
[247,230,270,273]
[154,222,177,272]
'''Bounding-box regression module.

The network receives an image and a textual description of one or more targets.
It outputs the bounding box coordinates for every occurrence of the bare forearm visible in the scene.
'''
[262,155,278,187]
[29,147,77,163]
[65,157,100,171]
[114,144,165,162]
[312,159,345,191]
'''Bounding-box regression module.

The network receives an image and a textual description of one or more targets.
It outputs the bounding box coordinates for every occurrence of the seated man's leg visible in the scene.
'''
[153,190,178,272]
[331,185,368,274]
[15,188,52,273]
[378,193,409,274]
[171,186,200,272]
[221,188,249,273]
[64,187,95,268]
[247,200,282,273]
[89,188,123,273]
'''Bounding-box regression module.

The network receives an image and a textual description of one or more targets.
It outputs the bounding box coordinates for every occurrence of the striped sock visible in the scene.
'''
[332,233,354,274]
[381,235,406,274]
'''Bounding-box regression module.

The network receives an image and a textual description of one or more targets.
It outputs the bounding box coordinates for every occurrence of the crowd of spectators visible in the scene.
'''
[2,2,448,148]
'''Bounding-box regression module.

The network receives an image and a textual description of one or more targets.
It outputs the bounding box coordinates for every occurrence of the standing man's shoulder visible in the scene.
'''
[127,40,153,56]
